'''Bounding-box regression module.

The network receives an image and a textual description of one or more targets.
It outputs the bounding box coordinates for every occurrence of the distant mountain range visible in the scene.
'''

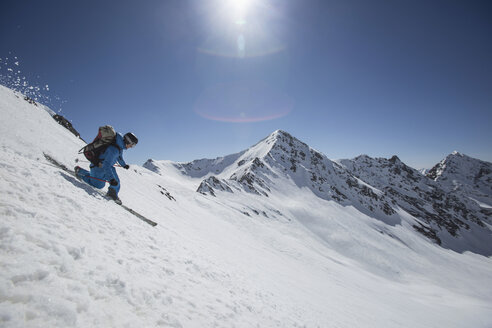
[145,130,492,254]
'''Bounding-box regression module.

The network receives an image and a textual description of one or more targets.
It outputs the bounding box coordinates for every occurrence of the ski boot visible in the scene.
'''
[74,166,82,179]
[107,188,122,205]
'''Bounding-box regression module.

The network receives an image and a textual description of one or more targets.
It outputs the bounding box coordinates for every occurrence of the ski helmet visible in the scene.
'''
[124,132,138,146]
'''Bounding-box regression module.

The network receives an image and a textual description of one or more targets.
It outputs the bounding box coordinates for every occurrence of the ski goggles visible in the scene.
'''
[124,135,138,147]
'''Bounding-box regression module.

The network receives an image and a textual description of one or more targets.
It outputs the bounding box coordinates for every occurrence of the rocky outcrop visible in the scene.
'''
[197,176,233,197]
[52,114,81,138]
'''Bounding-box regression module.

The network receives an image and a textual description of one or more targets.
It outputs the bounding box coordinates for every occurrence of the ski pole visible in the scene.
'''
[76,159,123,168]
[85,175,110,183]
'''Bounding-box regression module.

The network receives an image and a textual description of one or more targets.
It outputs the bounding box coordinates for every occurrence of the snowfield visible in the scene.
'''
[1,84,492,327]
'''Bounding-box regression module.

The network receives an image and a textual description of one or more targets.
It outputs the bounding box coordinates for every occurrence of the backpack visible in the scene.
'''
[78,125,117,166]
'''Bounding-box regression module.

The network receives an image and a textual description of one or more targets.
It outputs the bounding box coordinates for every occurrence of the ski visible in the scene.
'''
[44,153,157,227]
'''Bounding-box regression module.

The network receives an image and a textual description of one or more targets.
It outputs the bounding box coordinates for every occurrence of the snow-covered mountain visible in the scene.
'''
[339,154,490,252]
[427,151,492,210]
[418,168,429,175]
[148,131,399,217]
[2,84,492,327]
[147,131,491,254]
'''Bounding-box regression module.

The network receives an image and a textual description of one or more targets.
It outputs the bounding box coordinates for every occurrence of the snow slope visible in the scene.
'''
[1,84,492,327]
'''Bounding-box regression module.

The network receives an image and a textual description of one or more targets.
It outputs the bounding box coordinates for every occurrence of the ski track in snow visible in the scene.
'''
[1,85,492,327]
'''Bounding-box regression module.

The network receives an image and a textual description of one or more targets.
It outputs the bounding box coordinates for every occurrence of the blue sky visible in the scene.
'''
[1,0,491,169]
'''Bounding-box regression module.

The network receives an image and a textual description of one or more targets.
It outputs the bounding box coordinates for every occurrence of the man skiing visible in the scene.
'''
[75,132,138,204]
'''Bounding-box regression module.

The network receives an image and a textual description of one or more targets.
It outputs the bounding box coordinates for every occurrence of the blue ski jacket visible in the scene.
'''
[97,133,127,181]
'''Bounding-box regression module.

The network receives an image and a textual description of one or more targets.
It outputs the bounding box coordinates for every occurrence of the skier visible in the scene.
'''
[75,132,138,204]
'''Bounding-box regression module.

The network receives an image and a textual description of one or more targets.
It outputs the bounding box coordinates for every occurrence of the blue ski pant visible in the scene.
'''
[78,166,120,195]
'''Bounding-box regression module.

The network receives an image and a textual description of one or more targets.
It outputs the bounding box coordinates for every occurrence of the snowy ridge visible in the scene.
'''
[150,131,492,254]
[152,131,397,213]
[339,154,491,252]
[2,84,492,327]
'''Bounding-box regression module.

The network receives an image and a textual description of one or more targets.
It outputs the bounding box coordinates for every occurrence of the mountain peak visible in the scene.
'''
[388,155,401,164]
[442,151,480,165]
[272,129,289,137]
[250,130,311,161]
[265,130,296,144]
[265,130,308,148]
[446,151,472,162]
[427,153,492,198]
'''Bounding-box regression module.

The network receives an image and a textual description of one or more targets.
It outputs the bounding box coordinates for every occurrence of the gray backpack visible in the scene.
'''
[78,125,117,166]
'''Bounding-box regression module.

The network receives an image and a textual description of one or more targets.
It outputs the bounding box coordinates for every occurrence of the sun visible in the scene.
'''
[225,0,258,22]
[229,0,257,13]
[198,0,285,59]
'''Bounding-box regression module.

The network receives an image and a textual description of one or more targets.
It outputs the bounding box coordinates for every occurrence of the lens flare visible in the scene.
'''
[197,31,286,59]
[194,81,293,123]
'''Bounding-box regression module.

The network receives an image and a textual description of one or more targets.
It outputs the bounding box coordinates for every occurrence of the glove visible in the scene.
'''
[109,179,118,186]
[123,165,130,170]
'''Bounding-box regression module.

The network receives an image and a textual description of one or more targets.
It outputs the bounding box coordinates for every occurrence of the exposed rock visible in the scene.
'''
[53,114,81,138]
[24,96,37,106]
[157,184,176,201]
[197,176,233,197]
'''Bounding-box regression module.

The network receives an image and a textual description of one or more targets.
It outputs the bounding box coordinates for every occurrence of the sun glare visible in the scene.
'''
[228,0,257,18]
[198,0,285,59]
